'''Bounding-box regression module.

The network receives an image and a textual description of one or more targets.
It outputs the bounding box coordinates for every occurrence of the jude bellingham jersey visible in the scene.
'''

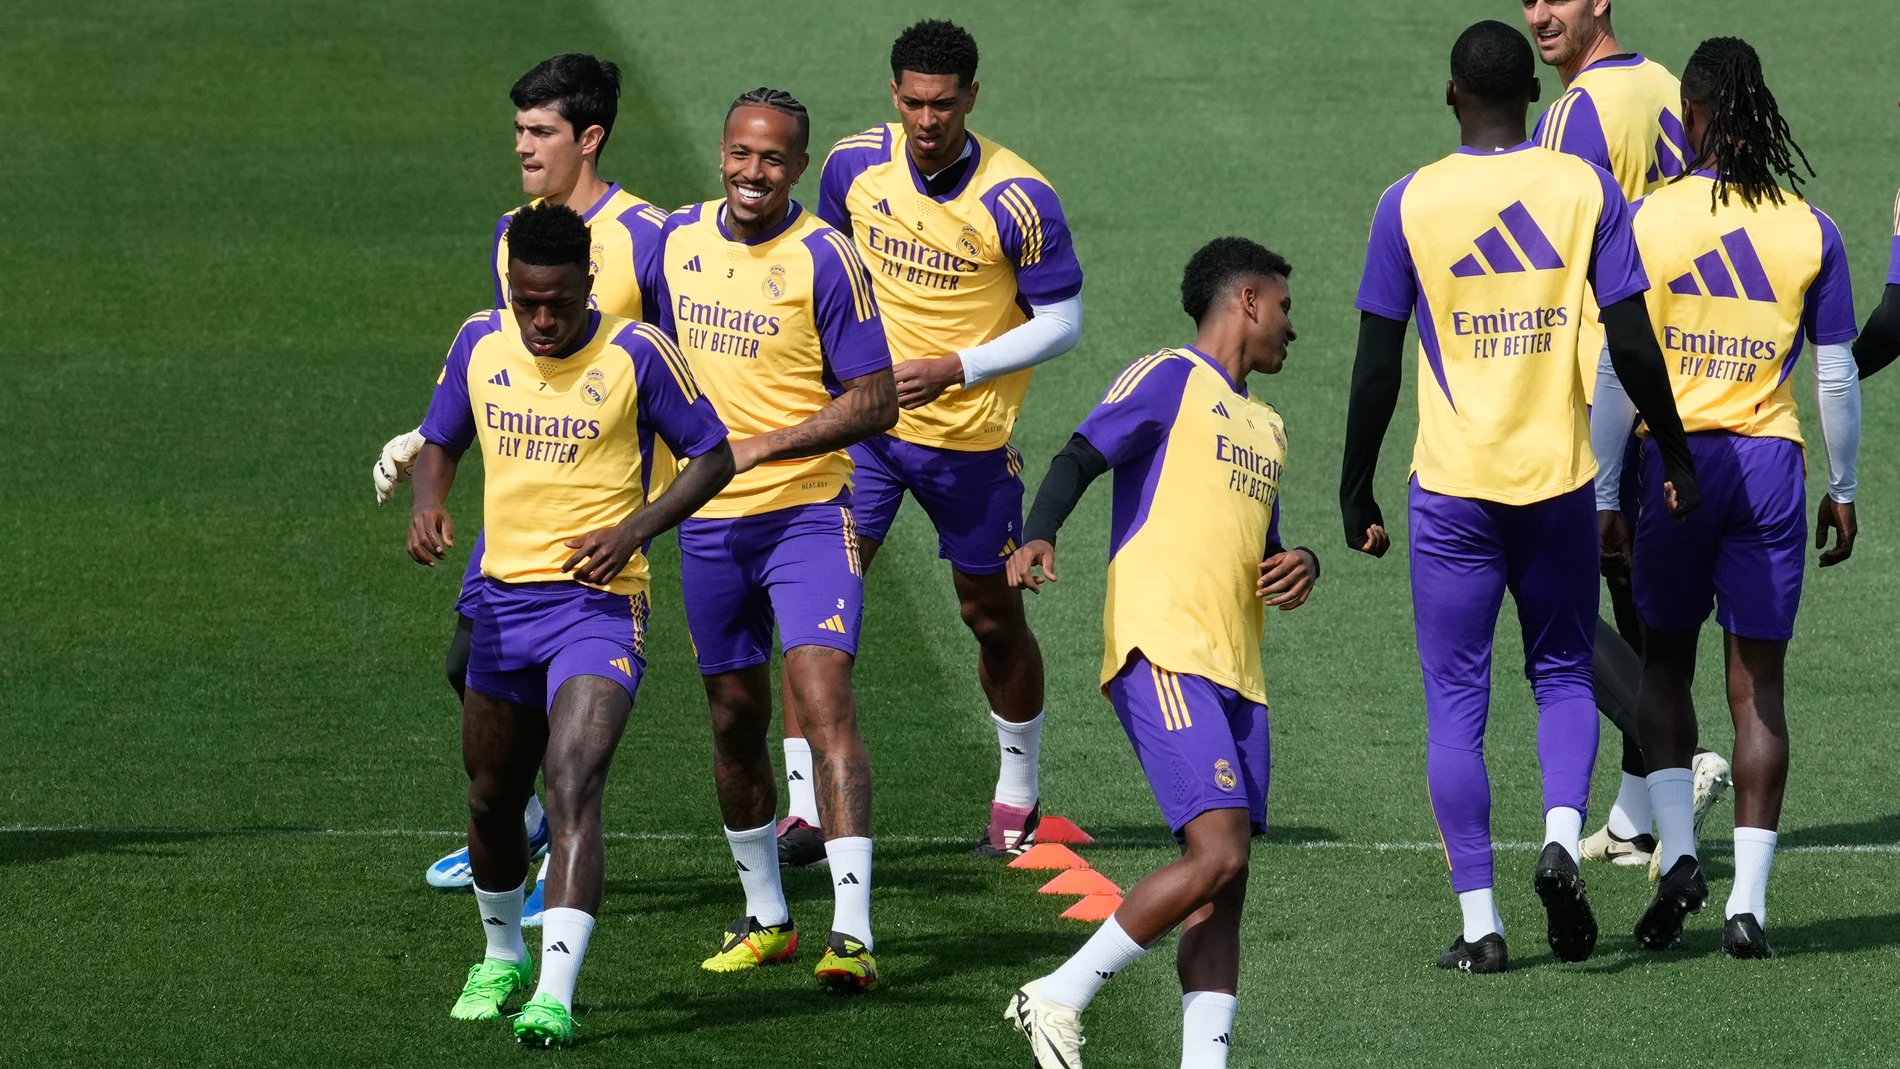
[1356,144,1648,505]
[654,202,892,518]
[1631,172,1858,442]
[492,183,670,320]
[818,125,1083,451]
[419,311,728,597]
[1074,348,1286,705]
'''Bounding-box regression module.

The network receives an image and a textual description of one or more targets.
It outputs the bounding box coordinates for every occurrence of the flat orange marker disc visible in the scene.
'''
[1035,816,1095,844]
[1007,843,1091,870]
[1038,869,1122,896]
[1059,894,1124,921]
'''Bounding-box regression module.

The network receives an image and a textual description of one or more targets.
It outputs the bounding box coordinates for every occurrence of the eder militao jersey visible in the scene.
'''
[492,183,670,320]
[1632,172,1857,443]
[1074,348,1285,705]
[1535,54,1687,404]
[1356,143,1648,505]
[817,125,1083,451]
[419,311,728,597]
[654,201,892,518]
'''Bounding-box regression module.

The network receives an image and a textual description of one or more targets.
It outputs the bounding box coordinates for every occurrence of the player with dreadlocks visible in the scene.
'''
[1593,37,1862,959]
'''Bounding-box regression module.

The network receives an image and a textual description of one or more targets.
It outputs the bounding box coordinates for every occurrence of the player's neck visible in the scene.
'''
[1458,110,1530,153]
[721,201,791,242]
[1559,30,1623,85]
[547,165,611,214]
[1188,329,1251,391]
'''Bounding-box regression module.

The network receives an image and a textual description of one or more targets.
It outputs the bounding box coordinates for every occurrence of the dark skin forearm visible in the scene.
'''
[1602,295,1698,515]
[622,440,734,543]
[407,442,463,565]
[1855,283,1900,380]
[737,368,898,467]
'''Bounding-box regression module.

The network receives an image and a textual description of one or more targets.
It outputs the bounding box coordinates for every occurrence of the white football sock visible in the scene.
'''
[1543,806,1583,864]
[992,710,1044,808]
[825,836,874,948]
[725,822,789,927]
[534,907,596,1011]
[1727,826,1778,923]
[1181,990,1238,1068]
[1605,773,1652,839]
[783,738,821,826]
[473,880,528,964]
[1458,887,1503,942]
[1646,768,1698,870]
[522,793,546,836]
[1039,914,1148,1011]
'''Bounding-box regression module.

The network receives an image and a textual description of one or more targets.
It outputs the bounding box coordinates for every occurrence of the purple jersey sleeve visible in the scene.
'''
[617,323,728,460]
[803,229,892,383]
[1587,166,1648,307]
[1536,88,1613,174]
[1805,207,1859,345]
[982,178,1084,304]
[1888,190,1900,286]
[649,207,698,340]
[490,212,511,307]
[618,203,670,323]
[419,312,504,451]
[1355,174,1419,321]
[817,131,886,234]
[1074,355,1195,469]
[1266,496,1282,549]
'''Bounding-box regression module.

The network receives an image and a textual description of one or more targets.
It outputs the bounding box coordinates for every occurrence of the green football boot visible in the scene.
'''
[512,992,577,1048]
[449,956,533,1021]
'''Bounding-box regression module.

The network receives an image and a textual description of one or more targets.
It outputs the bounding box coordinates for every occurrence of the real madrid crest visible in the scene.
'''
[762,263,788,300]
[957,224,983,259]
[581,367,609,407]
[1214,758,1238,792]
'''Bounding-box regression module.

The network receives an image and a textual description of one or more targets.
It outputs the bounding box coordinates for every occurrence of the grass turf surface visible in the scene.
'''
[5,0,1900,1065]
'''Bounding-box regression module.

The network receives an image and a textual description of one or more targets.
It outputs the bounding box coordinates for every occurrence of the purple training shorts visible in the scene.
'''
[463,576,647,711]
[1106,653,1269,838]
[678,499,865,674]
[848,433,1024,575]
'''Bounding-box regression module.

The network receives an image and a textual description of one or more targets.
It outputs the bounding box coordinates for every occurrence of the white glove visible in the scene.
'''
[373,429,427,506]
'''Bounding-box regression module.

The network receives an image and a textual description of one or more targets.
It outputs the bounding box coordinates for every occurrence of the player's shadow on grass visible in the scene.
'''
[0,828,222,867]
[1770,912,1900,955]
[1782,814,1900,848]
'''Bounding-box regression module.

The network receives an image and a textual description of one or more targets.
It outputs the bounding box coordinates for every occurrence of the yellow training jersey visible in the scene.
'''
[418,311,729,596]
[655,201,891,518]
[817,125,1084,451]
[1355,144,1648,505]
[1632,172,1858,442]
[1535,54,1688,404]
[492,183,670,320]
[1074,348,1286,704]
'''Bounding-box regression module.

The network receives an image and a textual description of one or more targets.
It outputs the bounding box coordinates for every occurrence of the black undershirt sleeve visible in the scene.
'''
[1854,283,1900,380]
[1601,294,1701,514]
[1023,433,1109,546]
[1339,312,1408,549]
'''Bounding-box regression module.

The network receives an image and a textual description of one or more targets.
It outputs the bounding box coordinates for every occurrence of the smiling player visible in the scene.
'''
[1340,20,1699,973]
[792,19,1086,863]
[1004,238,1313,1069]
[656,89,899,991]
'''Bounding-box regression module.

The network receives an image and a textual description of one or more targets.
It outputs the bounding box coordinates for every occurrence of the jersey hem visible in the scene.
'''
[1409,468,1598,507]
[1099,647,1268,707]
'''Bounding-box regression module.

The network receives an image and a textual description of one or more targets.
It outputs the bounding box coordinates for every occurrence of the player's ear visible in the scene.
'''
[580,124,606,158]
[965,80,979,113]
[1445,80,1457,111]
[1528,76,1542,104]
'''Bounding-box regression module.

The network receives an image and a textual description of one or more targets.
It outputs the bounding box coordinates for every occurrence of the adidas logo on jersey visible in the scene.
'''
[682,255,703,272]
[872,198,892,216]
[488,369,512,387]
[1212,401,1230,418]
[1449,202,1566,277]
[818,614,848,634]
[1664,228,1778,303]
[837,872,861,886]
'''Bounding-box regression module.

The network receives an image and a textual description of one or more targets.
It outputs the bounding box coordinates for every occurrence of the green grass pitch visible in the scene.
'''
[6,1,1900,1065]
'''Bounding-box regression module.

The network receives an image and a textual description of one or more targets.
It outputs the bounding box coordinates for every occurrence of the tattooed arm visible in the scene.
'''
[728,368,899,473]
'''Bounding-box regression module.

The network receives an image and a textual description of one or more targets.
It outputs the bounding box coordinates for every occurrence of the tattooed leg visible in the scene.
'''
[463,688,548,892]
[704,664,778,831]
[542,674,633,914]
[784,645,871,839]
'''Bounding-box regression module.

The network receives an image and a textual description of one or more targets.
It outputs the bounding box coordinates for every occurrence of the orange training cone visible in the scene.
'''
[1059,894,1123,921]
[1035,816,1095,844]
[1008,843,1091,870]
[1038,869,1122,896]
